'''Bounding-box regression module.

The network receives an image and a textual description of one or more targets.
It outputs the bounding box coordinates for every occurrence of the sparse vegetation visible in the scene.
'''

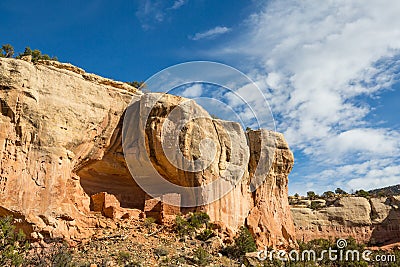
[335,187,347,195]
[143,216,156,228]
[307,191,318,200]
[0,44,14,58]
[322,190,335,198]
[17,47,58,62]
[223,226,257,259]
[174,212,210,238]
[0,43,58,62]
[0,216,29,266]
[210,114,220,119]
[355,189,370,199]
[117,251,131,265]
[187,211,210,228]
[154,246,169,257]
[193,247,211,266]
[27,240,74,267]
[196,228,215,241]
[310,201,321,210]
[175,215,195,238]
[296,238,370,267]
[127,81,146,89]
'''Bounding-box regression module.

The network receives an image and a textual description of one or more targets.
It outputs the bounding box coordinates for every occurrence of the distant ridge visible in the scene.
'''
[369,184,400,196]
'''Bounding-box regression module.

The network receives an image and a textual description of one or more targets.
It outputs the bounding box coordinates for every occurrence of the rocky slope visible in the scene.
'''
[0,58,295,248]
[291,195,400,246]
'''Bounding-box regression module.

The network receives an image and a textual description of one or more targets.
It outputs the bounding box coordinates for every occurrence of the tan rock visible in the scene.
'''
[124,93,296,247]
[0,57,141,240]
[292,196,400,245]
[246,130,296,248]
[0,58,296,248]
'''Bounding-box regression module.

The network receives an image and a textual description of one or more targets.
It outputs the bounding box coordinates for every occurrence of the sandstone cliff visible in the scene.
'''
[0,57,295,248]
[291,195,400,246]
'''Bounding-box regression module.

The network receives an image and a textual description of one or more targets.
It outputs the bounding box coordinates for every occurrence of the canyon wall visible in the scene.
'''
[0,58,295,248]
[291,196,400,246]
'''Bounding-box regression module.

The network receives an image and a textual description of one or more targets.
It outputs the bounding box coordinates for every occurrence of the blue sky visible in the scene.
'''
[1,0,399,195]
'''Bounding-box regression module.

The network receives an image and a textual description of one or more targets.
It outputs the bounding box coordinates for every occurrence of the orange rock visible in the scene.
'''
[0,58,297,248]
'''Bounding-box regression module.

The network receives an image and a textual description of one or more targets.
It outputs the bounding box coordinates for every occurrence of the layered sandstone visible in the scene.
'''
[123,93,296,248]
[291,196,400,245]
[0,58,295,248]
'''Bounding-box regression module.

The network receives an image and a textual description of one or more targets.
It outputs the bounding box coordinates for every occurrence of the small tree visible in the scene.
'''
[355,189,370,199]
[127,81,146,89]
[31,49,42,62]
[322,191,335,199]
[23,47,32,56]
[335,188,347,195]
[0,216,29,266]
[307,191,318,200]
[223,226,257,259]
[187,212,210,229]
[1,44,14,58]
[16,47,32,58]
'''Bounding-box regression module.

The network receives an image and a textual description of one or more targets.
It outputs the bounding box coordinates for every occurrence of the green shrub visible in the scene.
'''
[1,44,58,62]
[223,226,257,259]
[196,229,215,241]
[310,201,321,210]
[1,44,14,58]
[126,81,146,89]
[187,212,210,229]
[322,191,335,199]
[175,215,194,238]
[117,251,131,265]
[297,238,370,267]
[355,189,370,199]
[335,188,347,195]
[154,246,169,257]
[0,216,29,266]
[193,247,211,266]
[27,241,74,267]
[143,217,156,228]
[51,244,74,267]
[306,191,318,200]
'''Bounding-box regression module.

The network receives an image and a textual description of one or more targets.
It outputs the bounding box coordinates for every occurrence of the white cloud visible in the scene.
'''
[324,128,400,159]
[170,0,187,10]
[181,83,203,98]
[190,26,231,41]
[136,0,188,30]
[136,0,165,30]
[290,158,400,195]
[212,0,400,193]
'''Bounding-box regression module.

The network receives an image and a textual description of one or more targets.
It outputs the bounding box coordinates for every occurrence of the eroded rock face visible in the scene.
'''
[291,196,400,245]
[246,130,296,248]
[0,58,296,248]
[123,93,296,248]
[0,57,142,240]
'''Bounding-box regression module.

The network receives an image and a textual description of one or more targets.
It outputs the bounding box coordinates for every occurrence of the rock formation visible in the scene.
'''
[291,195,400,246]
[0,57,296,248]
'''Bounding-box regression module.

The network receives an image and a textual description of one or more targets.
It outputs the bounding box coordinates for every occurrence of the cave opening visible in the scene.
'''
[74,116,147,211]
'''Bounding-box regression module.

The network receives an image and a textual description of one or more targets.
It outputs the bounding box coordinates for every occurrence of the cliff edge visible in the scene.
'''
[0,57,295,248]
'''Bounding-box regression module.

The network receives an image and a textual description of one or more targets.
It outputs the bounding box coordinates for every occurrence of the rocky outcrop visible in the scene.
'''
[123,93,296,248]
[0,57,142,240]
[0,58,295,248]
[246,130,295,248]
[291,196,400,246]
